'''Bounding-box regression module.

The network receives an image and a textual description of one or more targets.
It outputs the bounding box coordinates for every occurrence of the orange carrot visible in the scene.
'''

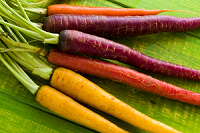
[36,85,128,133]
[50,67,181,133]
[47,4,197,16]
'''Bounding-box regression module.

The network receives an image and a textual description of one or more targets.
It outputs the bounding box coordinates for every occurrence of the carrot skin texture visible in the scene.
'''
[36,85,128,133]
[43,14,200,37]
[47,4,179,16]
[50,67,181,133]
[58,30,200,81]
[48,49,200,106]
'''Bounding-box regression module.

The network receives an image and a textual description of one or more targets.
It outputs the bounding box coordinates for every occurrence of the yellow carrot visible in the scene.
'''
[0,43,128,132]
[50,67,181,133]
[36,85,128,133]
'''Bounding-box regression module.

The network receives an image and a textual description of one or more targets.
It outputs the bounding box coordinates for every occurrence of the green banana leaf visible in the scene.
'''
[1,0,200,132]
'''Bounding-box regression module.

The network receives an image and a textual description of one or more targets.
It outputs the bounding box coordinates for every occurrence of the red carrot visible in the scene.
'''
[47,4,195,16]
[58,30,200,81]
[47,49,200,106]
[43,14,200,37]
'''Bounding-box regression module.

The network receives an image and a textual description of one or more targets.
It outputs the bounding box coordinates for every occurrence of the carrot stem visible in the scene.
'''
[0,35,52,80]
[23,7,47,15]
[0,16,53,80]
[14,0,30,21]
[7,0,47,15]
[0,52,39,94]
[0,35,47,56]
[0,1,58,39]
[0,20,45,41]
[7,0,50,7]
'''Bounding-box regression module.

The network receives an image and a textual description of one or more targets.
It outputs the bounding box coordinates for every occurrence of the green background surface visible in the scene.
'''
[1,0,200,132]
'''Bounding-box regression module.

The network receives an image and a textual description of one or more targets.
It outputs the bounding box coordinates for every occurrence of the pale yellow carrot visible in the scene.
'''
[36,85,128,133]
[50,67,181,133]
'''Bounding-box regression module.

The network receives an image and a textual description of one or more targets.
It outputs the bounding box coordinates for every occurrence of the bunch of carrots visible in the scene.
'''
[1,0,200,132]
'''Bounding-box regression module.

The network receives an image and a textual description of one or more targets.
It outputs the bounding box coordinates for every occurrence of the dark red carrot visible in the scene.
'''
[58,30,200,81]
[43,14,200,37]
[47,4,195,16]
[47,49,200,106]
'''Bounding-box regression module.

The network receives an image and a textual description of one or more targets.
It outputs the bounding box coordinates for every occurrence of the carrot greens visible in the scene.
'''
[0,0,58,40]
[5,0,50,15]
[0,13,53,80]
[7,0,50,7]
[0,51,39,94]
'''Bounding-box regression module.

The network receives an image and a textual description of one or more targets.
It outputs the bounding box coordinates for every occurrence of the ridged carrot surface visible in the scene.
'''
[43,14,200,37]
[58,30,200,81]
[50,67,181,133]
[47,49,200,106]
[36,85,128,133]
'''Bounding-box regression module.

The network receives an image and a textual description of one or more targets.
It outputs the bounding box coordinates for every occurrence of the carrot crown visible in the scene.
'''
[0,0,53,80]
[0,0,56,94]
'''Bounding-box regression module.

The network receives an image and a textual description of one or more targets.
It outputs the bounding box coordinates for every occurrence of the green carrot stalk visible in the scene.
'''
[0,16,53,80]
[6,0,48,15]
[0,51,39,94]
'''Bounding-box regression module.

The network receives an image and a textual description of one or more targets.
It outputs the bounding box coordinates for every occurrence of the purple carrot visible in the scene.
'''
[47,49,200,106]
[58,30,200,81]
[43,14,200,37]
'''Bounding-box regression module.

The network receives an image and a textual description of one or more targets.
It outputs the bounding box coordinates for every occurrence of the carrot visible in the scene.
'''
[7,1,199,17]
[50,67,181,133]
[47,4,194,16]
[43,14,200,37]
[0,42,128,133]
[47,49,200,106]
[36,85,128,133]
[58,30,200,81]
